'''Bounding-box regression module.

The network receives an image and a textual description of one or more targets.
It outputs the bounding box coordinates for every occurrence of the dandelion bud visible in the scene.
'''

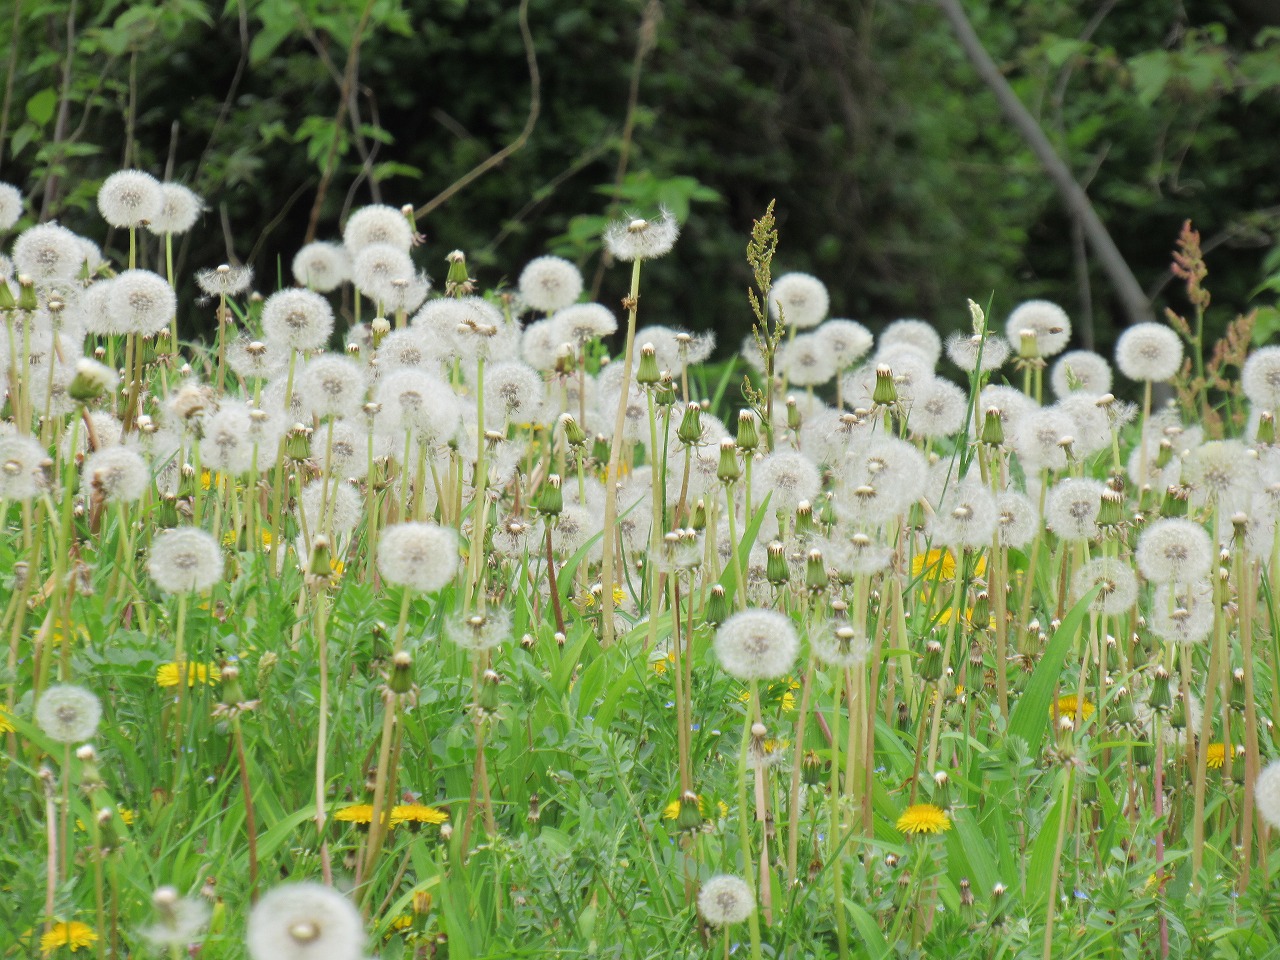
[766,541,789,586]
[561,415,586,448]
[389,651,415,695]
[706,584,729,626]
[1170,691,1189,730]
[69,358,118,402]
[445,250,471,296]
[285,424,312,463]
[717,438,741,483]
[690,499,707,531]
[17,275,39,310]
[677,402,703,445]
[591,434,610,463]
[1258,412,1275,446]
[870,364,897,406]
[795,501,816,539]
[0,279,14,310]
[370,315,391,346]
[654,374,677,407]
[970,592,990,629]
[784,396,801,432]
[675,791,705,832]
[805,548,826,591]
[932,769,950,806]
[736,410,759,451]
[476,669,501,714]
[921,639,943,682]
[1159,484,1189,518]
[1097,489,1125,529]
[307,536,332,579]
[538,474,563,517]
[636,343,661,385]
[1231,667,1246,710]
[1017,329,1040,360]
[554,631,566,648]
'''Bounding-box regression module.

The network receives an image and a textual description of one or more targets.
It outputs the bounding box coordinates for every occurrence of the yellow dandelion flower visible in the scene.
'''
[156,662,221,688]
[662,795,729,821]
[1051,695,1095,722]
[40,921,98,954]
[896,803,952,836]
[0,705,14,734]
[390,803,449,826]
[911,550,987,582]
[200,469,216,492]
[575,586,628,611]
[76,805,135,831]
[651,649,676,674]
[1205,743,1234,769]
[333,803,376,825]
[390,914,414,932]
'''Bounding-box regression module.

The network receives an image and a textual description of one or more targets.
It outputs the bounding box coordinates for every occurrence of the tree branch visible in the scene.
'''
[935,0,1153,325]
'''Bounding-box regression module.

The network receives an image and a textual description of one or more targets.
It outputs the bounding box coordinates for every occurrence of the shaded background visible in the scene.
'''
[3,0,1280,355]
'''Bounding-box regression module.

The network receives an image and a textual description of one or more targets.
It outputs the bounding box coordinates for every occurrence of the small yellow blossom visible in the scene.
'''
[911,549,987,582]
[1205,743,1234,769]
[40,921,98,954]
[896,803,951,836]
[0,705,14,734]
[156,662,221,688]
[662,795,729,820]
[575,586,627,611]
[390,803,449,827]
[334,804,376,825]
[651,648,676,674]
[1051,695,1095,722]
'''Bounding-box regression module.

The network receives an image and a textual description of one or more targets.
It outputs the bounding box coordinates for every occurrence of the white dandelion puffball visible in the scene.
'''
[1006,300,1071,358]
[554,302,618,347]
[519,255,583,313]
[1136,518,1212,585]
[1243,346,1280,412]
[697,874,754,927]
[0,181,23,230]
[756,450,821,516]
[343,203,413,254]
[714,608,799,681]
[148,527,224,594]
[0,433,49,500]
[879,318,942,367]
[1051,350,1113,399]
[1071,557,1138,616]
[292,241,351,293]
[1255,760,1280,830]
[378,522,459,592]
[816,318,873,368]
[261,288,335,352]
[1045,477,1106,542]
[84,447,149,503]
[97,169,163,227]
[909,376,967,439]
[945,332,1010,374]
[246,882,364,960]
[769,272,829,329]
[602,210,679,262]
[296,354,367,421]
[110,269,177,336]
[12,222,85,282]
[35,684,102,743]
[1115,322,1183,383]
[147,183,203,235]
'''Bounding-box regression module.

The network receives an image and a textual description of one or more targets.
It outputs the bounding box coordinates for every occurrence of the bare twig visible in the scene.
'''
[934,0,1153,325]
[413,0,541,222]
[0,0,23,176]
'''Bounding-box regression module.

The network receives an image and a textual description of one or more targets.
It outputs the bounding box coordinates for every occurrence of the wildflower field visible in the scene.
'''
[3,169,1280,960]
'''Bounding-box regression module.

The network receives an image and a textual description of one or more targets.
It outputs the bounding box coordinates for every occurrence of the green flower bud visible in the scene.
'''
[805,548,826,591]
[654,375,677,407]
[1257,412,1275,446]
[766,541,789,586]
[1017,329,1040,360]
[308,536,332,578]
[1160,485,1189,518]
[690,499,707,531]
[786,396,801,431]
[931,770,950,807]
[636,343,661,385]
[980,407,1004,446]
[801,750,826,787]
[538,474,563,517]
[677,402,703,445]
[220,663,248,705]
[17,276,38,311]
[592,434,611,464]
[1097,490,1125,529]
[477,668,501,714]
[795,501,816,540]
[1154,438,1174,469]
[285,424,313,463]
[706,584,729,626]
[921,639,943,683]
[675,791,704,832]
[0,279,14,310]
[872,365,897,406]
[716,438,741,483]
[736,410,759,451]
[561,416,587,447]
[389,651,415,695]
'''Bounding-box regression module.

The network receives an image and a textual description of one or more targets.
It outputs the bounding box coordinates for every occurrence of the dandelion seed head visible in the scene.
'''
[0,433,49,500]
[246,882,365,960]
[0,181,24,230]
[697,874,754,927]
[909,376,967,439]
[519,255,583,313]
[714,608,799,681]
[1072,557,1138,615]
[1256,761,1280,830]
[13,222,86,282]
[1005,300,1071,357]
[779,332,837,386]
[554,302,618,347]
[1136,518,1213,584]
[1051,350,1113,398]
[945,332,1010,373]
[296,354,367,421]
[148,527,223,594]
[1149,580,1214,645]
[35,684,102,743]
[84,447,149,503]
[377,521,459,592]
[1045,477,1106,542]
[769,272,829,329]
[97,169,163,228]
[343,204,413,254]
[1115,322,1183,383]
[107,269,176,337]
[816,318,873,368]
[292,241,350,293]
[147,183,204,235]
[602,209,679,262]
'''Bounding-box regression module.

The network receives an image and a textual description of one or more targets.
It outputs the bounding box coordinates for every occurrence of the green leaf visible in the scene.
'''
[1007,587,1096,757]
[25,88,57,127]
[1128,51,1171,107]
